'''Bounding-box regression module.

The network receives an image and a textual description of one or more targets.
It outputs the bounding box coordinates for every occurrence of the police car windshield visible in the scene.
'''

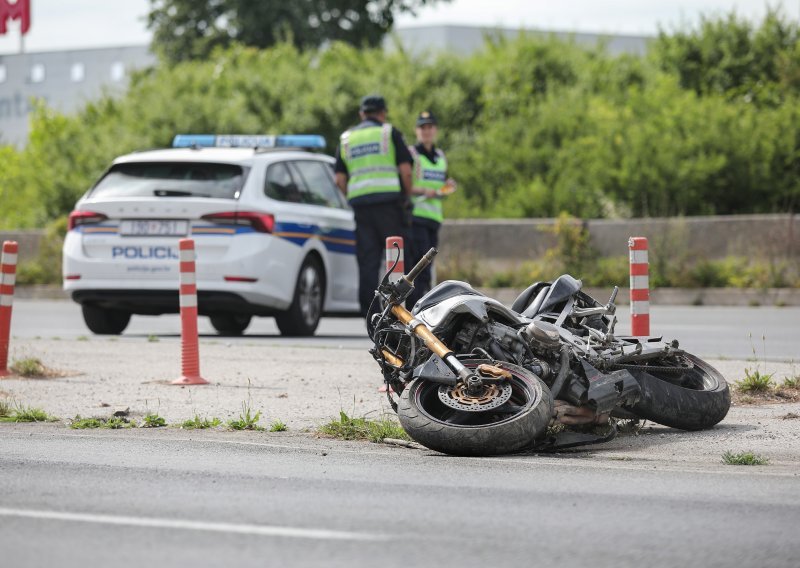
[91,162,248,199]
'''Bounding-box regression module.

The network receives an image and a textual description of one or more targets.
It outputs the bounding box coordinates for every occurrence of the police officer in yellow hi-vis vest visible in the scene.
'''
[334,95,414,316]
[406,110,456,308]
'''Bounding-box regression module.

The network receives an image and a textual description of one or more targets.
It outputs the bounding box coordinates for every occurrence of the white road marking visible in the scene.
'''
[0,508,386,541]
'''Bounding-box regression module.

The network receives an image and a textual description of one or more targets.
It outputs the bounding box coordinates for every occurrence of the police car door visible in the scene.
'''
[287,159,358,310]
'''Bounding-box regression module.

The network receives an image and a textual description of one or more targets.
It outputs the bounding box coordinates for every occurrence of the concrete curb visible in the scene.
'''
[13,284,800,306]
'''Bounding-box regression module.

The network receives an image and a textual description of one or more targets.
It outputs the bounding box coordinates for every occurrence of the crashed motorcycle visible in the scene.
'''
[368,247,731,456]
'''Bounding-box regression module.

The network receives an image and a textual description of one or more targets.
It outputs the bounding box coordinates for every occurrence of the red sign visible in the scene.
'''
[0,0,31,35]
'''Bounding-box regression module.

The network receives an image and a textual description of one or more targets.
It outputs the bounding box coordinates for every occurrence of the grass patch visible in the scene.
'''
[77,335,89,342]
[318,411,409,443]
[180,415,222,430]
[141,413,166,428]
[147,335,159,343]
[269,419,288,432]
[70,415,135,429]
[228,401,264,431]
[722,451,769,466]
[10,357,47,378]
[0,403,57,423]
[0,399,11,417]
[735,369,775,393]
[782,376,800,388]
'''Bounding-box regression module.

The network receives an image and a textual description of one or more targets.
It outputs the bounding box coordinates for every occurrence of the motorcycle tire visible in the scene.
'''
[397,360,553,456]
[628,353,731,431]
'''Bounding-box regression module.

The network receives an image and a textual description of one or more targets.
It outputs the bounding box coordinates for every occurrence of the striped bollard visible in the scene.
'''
[385,236,404,282]
[0,241,18,377]
[172,239,209,385]
[628,237,650,337]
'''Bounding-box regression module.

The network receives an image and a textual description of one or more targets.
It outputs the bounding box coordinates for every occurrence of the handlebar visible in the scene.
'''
[405,247,438,283]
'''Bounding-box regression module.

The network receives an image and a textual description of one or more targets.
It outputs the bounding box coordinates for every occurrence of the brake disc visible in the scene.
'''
[437,382,513,412]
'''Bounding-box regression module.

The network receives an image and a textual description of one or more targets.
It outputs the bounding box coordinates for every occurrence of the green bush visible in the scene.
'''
[15,217,67,285]
[1,10,798,229]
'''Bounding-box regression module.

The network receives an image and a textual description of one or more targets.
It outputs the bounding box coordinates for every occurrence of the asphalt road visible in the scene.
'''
[1,425,798,568]
[10,299,800,360]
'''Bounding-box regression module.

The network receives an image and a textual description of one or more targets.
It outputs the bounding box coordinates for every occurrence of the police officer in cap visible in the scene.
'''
[406,110,456,308]
[335,95,414,316]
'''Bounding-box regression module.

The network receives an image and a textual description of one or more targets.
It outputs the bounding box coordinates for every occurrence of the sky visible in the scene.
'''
[1,0,798,55]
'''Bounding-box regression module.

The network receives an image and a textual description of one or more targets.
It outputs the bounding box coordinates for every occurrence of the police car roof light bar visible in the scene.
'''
[172,134,326,149]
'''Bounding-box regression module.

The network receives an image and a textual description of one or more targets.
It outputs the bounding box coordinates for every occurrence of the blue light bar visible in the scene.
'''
[172,134,326,149]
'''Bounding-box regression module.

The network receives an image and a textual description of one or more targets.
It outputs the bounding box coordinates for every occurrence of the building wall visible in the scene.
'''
[439,215,799,272]
[3,214,796,270]
[387,25,650,57]
[0,45,155,146]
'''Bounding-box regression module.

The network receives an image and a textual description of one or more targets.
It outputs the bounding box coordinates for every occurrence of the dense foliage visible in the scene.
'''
[1,8,799,231]
[147,0,451,63]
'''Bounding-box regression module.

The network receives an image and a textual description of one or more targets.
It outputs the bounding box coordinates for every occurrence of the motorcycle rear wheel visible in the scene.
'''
[397,360,553,456]
[628,353,731,430]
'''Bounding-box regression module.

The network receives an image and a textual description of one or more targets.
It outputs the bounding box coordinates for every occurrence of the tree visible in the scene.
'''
[653,7,800,104]
[147,0,450,63]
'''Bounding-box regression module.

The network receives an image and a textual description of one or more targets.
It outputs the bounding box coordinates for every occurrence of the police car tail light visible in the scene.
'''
[201,211,275,234]
[68,210,108,230]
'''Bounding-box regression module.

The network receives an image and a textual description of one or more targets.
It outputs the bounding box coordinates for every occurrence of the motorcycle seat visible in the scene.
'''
[510,282,550,315]
[512,275,583,318]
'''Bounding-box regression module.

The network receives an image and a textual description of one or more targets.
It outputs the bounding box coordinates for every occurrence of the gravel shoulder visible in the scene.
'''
[2,337,799,471]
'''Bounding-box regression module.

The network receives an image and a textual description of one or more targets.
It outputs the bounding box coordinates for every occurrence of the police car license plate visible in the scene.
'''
[120,220,189,236]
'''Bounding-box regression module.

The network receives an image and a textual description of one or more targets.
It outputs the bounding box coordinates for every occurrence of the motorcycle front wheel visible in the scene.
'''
[626,352,731,430]
[397,360,553,456]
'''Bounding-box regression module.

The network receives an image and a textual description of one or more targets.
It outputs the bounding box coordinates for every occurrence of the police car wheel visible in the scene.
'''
[209,314,252,336]
[275,256,324,337]
[82,304,131,335]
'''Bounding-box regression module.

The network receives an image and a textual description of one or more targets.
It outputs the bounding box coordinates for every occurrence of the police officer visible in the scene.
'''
[406,110,456,308]
[334,95,414,316]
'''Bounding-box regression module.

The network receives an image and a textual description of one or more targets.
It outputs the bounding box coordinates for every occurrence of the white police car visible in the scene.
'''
[63,134,359,336]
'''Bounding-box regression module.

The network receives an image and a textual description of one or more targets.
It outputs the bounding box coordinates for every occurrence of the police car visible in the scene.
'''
[63,134,359,336]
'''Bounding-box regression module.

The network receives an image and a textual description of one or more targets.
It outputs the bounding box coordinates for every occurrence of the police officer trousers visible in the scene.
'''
[353,200,410,317]
[406,218,440,308]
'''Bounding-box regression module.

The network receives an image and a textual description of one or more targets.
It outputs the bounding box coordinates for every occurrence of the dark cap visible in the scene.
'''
[360,94,387,113]
[416,110,437,126]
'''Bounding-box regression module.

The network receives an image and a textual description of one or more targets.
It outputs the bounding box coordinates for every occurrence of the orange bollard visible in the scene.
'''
[385,236,404,283]
[172,239,209,385]
[0,241,18,377]
[379,236,404,393]
[628,237,650,337]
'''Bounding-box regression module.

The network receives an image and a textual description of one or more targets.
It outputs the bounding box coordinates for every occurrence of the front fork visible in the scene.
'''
[390,303,495,394]
[378,246,508,394]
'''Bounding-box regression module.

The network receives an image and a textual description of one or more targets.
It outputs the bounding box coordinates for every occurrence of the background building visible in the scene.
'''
[0,45,154,146]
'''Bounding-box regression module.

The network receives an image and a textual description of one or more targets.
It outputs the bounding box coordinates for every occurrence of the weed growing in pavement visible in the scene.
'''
[70,415,135,429]
[0,399,11,417]
[0,403,57,423]
[76,336,89,341]
[180,415,222,429]
[736,369,775,393]
[141,413,167,428]
[147,335,159,343]
[10,357,47,378]
[269,419,288,432]
[228,400,264,431]
[783,362,800,388]
[722,451,769,466]
[783,376,800,388]
[318,411,410,443]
